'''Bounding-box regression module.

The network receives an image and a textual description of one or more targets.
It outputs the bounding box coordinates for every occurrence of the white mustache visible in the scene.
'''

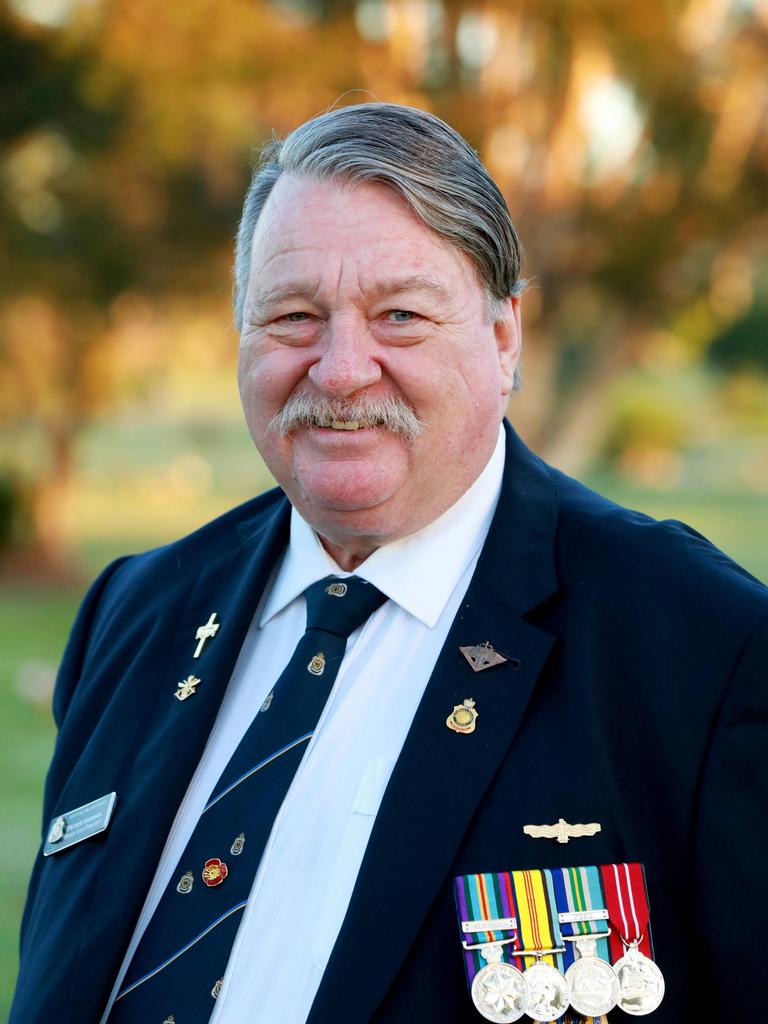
[268,394,423,444]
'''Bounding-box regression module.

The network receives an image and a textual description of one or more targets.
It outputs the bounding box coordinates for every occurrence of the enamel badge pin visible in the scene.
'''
[446,698,478,734]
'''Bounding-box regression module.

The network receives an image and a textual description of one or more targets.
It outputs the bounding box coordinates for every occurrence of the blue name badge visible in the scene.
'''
[43,792,117,856]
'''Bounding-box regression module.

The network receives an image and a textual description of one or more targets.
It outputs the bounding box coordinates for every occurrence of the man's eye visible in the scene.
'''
[386,310,416,322]
[282,312,310,322]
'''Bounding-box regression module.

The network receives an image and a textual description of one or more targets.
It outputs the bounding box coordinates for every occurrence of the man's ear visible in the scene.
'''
[494,296,522,398]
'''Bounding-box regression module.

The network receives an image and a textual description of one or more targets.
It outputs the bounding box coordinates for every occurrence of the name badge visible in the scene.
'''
[43,792,117,856]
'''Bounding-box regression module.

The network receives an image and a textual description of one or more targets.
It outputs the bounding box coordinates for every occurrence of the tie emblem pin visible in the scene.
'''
[176,870,194,894]
[307,652,326,676]
[202,857,228,887]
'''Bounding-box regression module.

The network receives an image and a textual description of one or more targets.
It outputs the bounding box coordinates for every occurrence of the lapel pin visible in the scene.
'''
[211,978,223,1000]
[174,675,201,701]
[446,698,478,734]
[260,691,274,712]
[230,832,245,856]
[194,612,220,658]
[523,818,602,844]
[459,642,508,672]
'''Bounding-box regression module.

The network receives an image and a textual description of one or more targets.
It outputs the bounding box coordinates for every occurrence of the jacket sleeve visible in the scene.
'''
[18,557,130,951]
[50,556,131,730]
[692,610,768,1016]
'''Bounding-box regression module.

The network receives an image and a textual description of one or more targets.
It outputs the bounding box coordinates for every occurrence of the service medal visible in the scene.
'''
[565,951,620,1016]
[522,961,570,1023]
[470,945,528,1022]
[613,945,665,1015]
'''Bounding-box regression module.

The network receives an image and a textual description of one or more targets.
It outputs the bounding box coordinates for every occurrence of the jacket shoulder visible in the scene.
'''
[52,487,288,724]
[115,484,287,582]
[550,467,768,630]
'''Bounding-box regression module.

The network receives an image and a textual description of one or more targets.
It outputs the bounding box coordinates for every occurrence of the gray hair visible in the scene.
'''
[234,103,524,383]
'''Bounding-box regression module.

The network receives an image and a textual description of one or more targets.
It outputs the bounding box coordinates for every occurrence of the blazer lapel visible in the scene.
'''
[67,497,290,1022]
[308,423,560,1023]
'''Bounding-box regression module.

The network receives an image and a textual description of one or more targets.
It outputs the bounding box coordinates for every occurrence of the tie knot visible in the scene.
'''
[304,575,386,638]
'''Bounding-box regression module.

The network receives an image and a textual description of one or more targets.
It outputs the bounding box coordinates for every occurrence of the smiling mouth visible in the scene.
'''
[316,418,386,431]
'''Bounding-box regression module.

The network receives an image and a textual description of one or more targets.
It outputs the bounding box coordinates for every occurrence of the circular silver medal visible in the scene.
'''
[523,961,570,1023]
[565,955,620,1016]
[471,961,528,1022]
[613,947,665,1015]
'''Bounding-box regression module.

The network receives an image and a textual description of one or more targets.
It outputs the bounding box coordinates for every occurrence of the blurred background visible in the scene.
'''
[1,0,767,1011]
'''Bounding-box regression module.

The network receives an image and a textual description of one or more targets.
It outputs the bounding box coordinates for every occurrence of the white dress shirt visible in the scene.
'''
[102,426,505,1023]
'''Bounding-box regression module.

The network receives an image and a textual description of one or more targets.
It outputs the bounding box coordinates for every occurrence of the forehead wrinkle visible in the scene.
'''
[248,281,322,313]
[362,274,455,305]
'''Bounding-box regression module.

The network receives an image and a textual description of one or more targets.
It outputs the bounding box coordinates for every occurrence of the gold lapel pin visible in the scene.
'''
[446,698,478,734]
[523,818,602,844]
[459,642,508,672]
[194,612,220,658]
[174,675,201,701]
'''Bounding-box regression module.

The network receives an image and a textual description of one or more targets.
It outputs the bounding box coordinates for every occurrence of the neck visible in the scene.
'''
[318,534,378,571]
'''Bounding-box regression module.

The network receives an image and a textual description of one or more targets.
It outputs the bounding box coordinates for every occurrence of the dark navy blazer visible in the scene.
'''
[11,422,768,1023]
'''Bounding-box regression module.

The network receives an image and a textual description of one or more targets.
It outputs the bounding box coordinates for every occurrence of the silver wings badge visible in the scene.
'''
[523,818,602,844]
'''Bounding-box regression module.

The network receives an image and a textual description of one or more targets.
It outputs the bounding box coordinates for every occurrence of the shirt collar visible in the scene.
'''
[260,425,506,629]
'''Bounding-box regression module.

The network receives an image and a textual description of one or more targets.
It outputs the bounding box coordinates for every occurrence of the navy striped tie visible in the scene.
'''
[109,574,386,1024]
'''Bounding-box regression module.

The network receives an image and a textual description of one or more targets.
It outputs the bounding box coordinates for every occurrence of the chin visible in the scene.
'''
[292,459,406,514]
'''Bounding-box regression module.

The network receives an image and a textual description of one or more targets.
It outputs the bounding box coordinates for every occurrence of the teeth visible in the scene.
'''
[329,420,361,430]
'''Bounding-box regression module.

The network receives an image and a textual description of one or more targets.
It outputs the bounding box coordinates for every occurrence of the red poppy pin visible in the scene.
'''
[202,858,228,887]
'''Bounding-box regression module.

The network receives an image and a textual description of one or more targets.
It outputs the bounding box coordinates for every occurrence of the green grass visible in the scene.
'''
[0,587,83,1016]
[0,484,764,1015]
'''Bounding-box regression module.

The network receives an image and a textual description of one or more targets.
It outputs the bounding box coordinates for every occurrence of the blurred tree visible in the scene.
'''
[0,0,766,568]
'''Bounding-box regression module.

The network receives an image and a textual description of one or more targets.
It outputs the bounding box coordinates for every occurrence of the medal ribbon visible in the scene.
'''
[454,872,522,984]
[599,861,652,962]
[510,868,563,969]
[549,865,612,970]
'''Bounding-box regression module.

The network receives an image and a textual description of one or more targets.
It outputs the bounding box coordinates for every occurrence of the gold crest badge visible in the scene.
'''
[446,698,478,734]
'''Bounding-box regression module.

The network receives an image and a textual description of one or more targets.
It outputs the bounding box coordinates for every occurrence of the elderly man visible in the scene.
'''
[11,104,768,1024]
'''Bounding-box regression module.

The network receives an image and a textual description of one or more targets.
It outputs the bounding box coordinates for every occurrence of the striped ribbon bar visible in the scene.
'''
[599,862,653,964]
[455,871,521,984]
[548,866,612,971]
[551,1015,608,1024]
[510,868,564,969]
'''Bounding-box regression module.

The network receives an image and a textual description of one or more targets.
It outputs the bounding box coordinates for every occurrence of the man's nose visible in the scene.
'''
[307,315,381,397]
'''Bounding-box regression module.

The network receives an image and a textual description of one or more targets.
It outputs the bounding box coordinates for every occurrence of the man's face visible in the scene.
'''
[238,175,520,562]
